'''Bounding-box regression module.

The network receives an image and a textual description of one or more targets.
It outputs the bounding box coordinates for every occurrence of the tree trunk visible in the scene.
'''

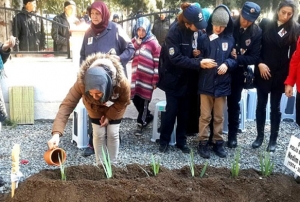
[0,0,13,43]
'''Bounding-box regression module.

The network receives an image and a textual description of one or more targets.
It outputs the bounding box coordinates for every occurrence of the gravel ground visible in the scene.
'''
[0,118,300,193]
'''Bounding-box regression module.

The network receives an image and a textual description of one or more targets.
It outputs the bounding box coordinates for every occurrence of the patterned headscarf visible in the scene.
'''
[89,1,110,35]
[135,17,154,42]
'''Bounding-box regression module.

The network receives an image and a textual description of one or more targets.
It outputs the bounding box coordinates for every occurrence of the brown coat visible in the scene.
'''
[52,53,130,135]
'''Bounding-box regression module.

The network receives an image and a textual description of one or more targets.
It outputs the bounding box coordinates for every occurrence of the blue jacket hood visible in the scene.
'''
[206,5,233,36]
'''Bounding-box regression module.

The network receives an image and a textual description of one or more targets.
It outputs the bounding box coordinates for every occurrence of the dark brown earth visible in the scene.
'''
[1,164,300,202]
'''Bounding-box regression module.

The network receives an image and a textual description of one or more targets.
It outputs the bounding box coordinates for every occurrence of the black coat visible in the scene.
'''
[51,13,71,52]
[231,19,262,85]
[255,18,298,93]
[157,22,202,96]
[12,8,45,51]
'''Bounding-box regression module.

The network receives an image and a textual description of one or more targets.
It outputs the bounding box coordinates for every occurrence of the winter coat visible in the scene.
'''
[80,21,135,74]
[197,5,237,97]
[131,17,161,100]
[51,13,76,52]
[255,18,299,93]
[231,18,262,85]
[157,22,202,96]
[285,37,300,93]
[152,18,170,45]
[52,53,131,135]
[12,8,45,51]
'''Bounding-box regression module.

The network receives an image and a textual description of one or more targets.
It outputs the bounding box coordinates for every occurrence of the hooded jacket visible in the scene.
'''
[197,5,237,97]
[131,17,161,100]
[52,53,130,135]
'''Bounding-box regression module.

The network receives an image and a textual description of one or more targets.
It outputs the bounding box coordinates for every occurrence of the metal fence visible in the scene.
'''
[0,6,70,58]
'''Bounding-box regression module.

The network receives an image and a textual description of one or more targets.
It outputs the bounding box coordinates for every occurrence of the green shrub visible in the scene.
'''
[259,150,274,177]
[231,147,241,178]
[189,149,195,177]
[151,154,160,176]
[200,162,208,178]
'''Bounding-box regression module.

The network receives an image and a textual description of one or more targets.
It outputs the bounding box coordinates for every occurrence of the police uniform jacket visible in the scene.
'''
[231,18,262,85]
[157,22,202,96]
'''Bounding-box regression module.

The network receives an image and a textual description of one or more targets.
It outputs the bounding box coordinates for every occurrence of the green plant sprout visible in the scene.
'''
[231,147,241,178]
[3,119,18,129]
[151,154,160,176]
[200,161,208,178]
[137,165,150,177]
[58,153,66,181]
[99,146,113,179]
[189,149,195,177]
[259,150,274,177]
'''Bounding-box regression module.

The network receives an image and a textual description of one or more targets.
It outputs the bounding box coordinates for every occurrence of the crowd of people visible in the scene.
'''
[7,0,299,165]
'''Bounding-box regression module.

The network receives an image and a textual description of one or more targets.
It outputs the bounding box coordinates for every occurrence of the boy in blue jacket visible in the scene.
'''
[197,5,237,159]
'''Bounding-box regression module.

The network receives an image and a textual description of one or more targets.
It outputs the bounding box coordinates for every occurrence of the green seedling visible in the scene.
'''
[151,154,160,176]
[189,149,195,177]
[259,150,274,177]
[200,161,208,178]
[58,153,66,181]
[231,147,241,178]
[3,119,18,129]
[99,146,113,178]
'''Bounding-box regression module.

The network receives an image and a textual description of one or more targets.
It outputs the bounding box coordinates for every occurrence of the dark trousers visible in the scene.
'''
[186,92,200,134]
[160,93,189,146]
[132,95,150,124]
[227,82,244,135]
[297,92,300,126]
[256,88,282,126]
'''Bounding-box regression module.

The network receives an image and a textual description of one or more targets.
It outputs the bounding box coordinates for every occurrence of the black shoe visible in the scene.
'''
[0,177,5,187]
[159,144,169,153]
[83,147,95,157]
[213,141,227,158]
[252,137,264,149]
[135,124,143,136]
[198,141,210,159]
[146,114,154,124]
[266,143,276,152]
[176,144,190,153]
[227,140,237,148]
[227,133,237,148]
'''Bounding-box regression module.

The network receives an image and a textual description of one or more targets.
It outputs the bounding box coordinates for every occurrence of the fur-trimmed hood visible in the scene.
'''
[78,52,126,88]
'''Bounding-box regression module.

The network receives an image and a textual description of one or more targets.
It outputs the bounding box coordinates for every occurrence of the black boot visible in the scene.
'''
[198,141,210,159]
[267,113,281,152]
[227,133,237,148]
[213,140,227,158]
[252,110,266,149]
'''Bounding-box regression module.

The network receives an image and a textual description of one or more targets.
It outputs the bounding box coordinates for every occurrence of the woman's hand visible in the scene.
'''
[200,59,217,69]
[285,85,293,97]
[47,134,60,149]
[192,49,200,57]
[258,63,271,80]
[100,116,109,127]
[2,36,16,51]
[231,48,237,59]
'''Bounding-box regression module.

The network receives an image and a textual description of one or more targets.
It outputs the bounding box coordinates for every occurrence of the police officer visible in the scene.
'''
[227,2,262,148]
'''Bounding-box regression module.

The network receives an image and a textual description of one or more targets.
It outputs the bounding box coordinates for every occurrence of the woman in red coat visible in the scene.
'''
[285,37,300,126]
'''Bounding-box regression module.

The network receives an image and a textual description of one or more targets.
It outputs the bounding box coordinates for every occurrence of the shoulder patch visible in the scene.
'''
[169,47,175,56]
